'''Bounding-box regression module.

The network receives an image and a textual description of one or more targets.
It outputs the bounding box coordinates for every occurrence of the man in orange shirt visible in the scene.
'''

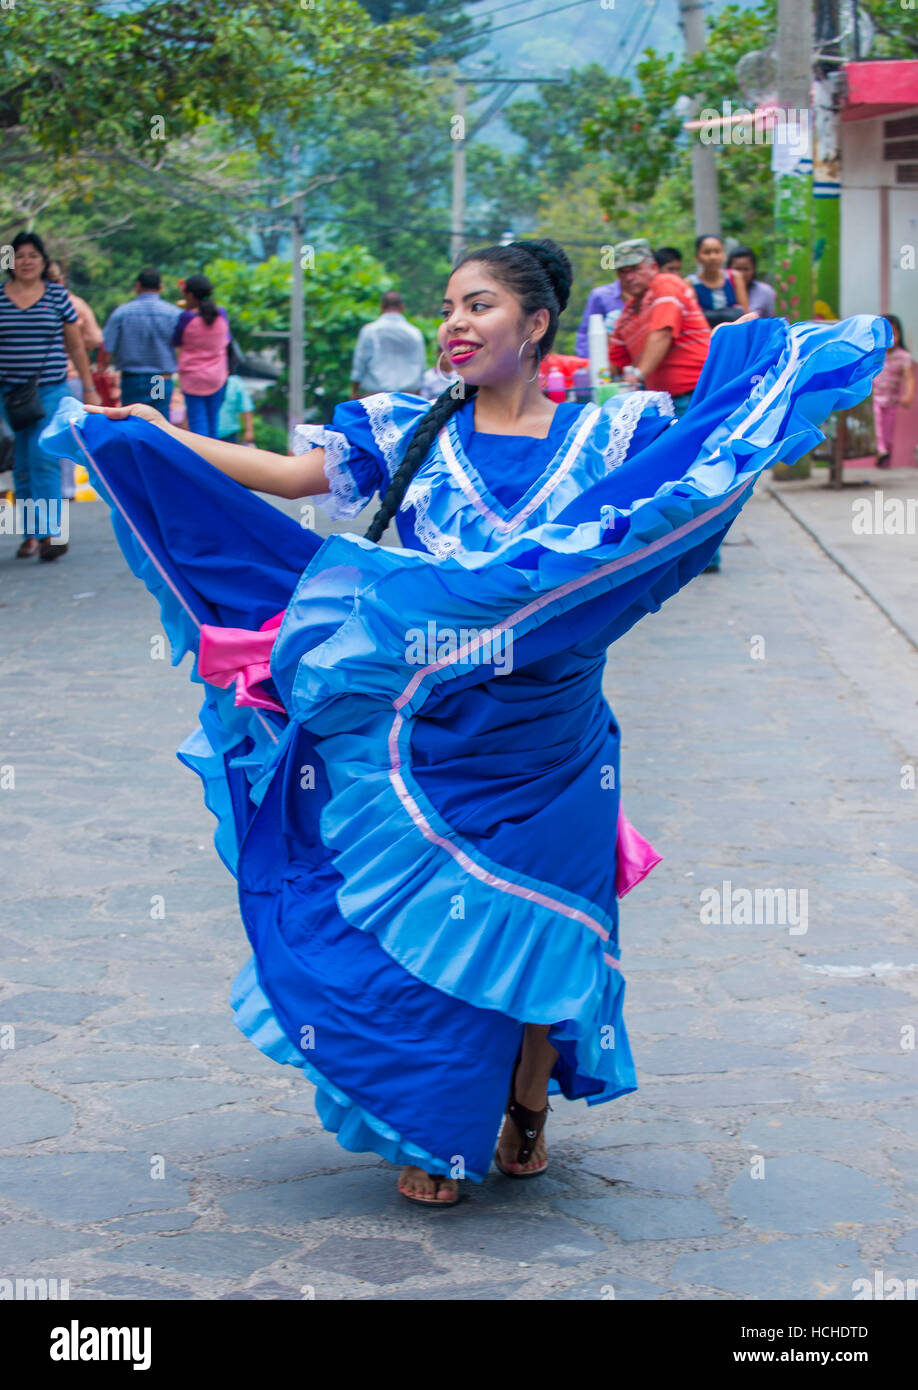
[607,238,711,417]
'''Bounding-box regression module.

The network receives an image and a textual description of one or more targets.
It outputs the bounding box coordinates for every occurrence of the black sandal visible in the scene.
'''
[495,1060,551,1178]
[39,537,68,561]
[16,537,39,558]
[397,1170,462,1208]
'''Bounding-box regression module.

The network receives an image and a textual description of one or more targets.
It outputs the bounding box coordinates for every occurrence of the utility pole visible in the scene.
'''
[773,0,813,322]
[450,78,467,266]
[447,76,563,264]
[679,0,721,237]
[289,190,304,431]
[772,0,814,482]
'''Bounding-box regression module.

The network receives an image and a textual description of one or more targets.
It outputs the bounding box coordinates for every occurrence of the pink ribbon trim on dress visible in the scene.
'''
[615,805,662,897]
[197,609,286,713]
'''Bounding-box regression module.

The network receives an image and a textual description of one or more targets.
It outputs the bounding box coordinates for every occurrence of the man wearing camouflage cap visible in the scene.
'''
[606,237,711,417]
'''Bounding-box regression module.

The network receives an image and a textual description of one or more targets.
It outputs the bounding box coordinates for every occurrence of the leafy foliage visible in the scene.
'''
[0,122,257,318]
[469,66,631,242]
[858,1,918,58]
[0,0,426,155]
[206,248,439,423]
[583,3,777,227]
[302,69,456,315]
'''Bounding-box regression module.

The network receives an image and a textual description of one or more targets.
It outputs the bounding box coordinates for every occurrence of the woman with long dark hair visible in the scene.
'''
[0,231,100,559]
[172,273,230,439]
[46,238,887,1206]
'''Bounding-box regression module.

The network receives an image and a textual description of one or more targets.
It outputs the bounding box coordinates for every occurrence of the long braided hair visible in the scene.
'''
[363,238,573,543]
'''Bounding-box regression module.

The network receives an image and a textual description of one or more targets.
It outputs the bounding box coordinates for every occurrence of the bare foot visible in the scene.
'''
[397,1165,459,1204]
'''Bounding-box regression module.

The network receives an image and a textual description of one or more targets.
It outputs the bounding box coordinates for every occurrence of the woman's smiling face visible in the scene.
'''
[13,241,46,284]
[438,261,548,387]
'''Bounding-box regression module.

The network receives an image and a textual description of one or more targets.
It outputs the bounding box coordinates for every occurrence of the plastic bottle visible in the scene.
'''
[545,365,567,403]
[587,313,611,390]
[572,366,592,403]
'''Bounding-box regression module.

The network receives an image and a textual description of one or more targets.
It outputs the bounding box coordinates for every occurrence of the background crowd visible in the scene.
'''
[0,224,912,566]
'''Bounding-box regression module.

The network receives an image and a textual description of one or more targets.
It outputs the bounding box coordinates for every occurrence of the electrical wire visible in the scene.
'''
[484,0,596,36]
[615,0,662,79]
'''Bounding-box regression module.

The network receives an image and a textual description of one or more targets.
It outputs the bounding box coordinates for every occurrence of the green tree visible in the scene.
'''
[359,0,484,56]
[469,65,631,242]
[583,2,777,236]
[300,70,456,315]
[858,1,918,58]
[0,0,427,155]
[206,248,439,424]
[0,122,257,317]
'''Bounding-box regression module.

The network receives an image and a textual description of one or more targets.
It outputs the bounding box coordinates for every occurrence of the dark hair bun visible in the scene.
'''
[517,239,573,313]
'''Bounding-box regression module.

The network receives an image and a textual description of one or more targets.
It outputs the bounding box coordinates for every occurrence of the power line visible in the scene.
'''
[467,0,557,18]
[616,0,662,79]
[484,0,596,37]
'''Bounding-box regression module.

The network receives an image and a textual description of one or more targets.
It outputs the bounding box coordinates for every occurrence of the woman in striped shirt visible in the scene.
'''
[0,232,99,559]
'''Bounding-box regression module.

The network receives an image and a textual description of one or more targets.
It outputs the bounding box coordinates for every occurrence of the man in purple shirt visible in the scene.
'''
[575,280,627,357]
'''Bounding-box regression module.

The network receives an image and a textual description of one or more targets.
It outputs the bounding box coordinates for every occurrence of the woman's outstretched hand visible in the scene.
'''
[84,403,169,427]
[711,312,759,336]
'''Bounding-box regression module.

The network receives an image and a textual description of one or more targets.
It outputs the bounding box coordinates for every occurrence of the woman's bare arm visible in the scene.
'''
[84,403,329,499]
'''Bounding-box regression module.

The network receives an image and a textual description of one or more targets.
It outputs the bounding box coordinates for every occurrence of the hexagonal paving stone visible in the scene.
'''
[301,1236,446,1286]
[0,1153,192,1222]
[97,1230,296,1278]
[672,1236,862,1299]
[1,1084,75,1146]
[552,1194,725,1242]
[727,1154,899,1234]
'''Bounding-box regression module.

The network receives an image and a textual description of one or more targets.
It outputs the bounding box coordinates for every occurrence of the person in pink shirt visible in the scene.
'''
[172,274,230,438]
[873,314,914,466]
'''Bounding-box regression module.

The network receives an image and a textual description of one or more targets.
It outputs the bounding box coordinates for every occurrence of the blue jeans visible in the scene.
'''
[184,384,227,439]
[61,378,83,497]
[0,380,71,538]
[120,373,174,417]
[671,391,694,418]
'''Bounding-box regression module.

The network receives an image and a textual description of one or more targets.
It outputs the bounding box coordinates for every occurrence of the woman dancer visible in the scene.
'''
[47,239,887,1207]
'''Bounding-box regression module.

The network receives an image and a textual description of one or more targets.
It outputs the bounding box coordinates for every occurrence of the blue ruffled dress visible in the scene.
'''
[42,315,888,1181]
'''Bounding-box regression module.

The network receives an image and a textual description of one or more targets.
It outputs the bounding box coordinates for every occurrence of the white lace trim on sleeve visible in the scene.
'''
[291,422,369,519]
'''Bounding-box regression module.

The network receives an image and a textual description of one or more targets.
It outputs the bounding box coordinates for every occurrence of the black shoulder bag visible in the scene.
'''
[1,334,58,432]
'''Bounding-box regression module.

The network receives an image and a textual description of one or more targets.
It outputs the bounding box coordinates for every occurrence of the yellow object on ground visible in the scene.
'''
[74,463,98,502]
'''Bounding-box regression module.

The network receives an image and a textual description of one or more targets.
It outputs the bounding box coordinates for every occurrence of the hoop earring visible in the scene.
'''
[517,337,541,383]
[435,350,454,380]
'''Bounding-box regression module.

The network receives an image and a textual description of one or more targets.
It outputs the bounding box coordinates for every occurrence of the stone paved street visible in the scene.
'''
[1,473,917,1301]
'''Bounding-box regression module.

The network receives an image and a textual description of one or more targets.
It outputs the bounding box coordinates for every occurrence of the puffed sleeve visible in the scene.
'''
[290,392,431,519]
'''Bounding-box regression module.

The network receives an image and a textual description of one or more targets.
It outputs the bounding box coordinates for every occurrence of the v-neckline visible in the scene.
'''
[2,283,50,312]
[439,403,600,532]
